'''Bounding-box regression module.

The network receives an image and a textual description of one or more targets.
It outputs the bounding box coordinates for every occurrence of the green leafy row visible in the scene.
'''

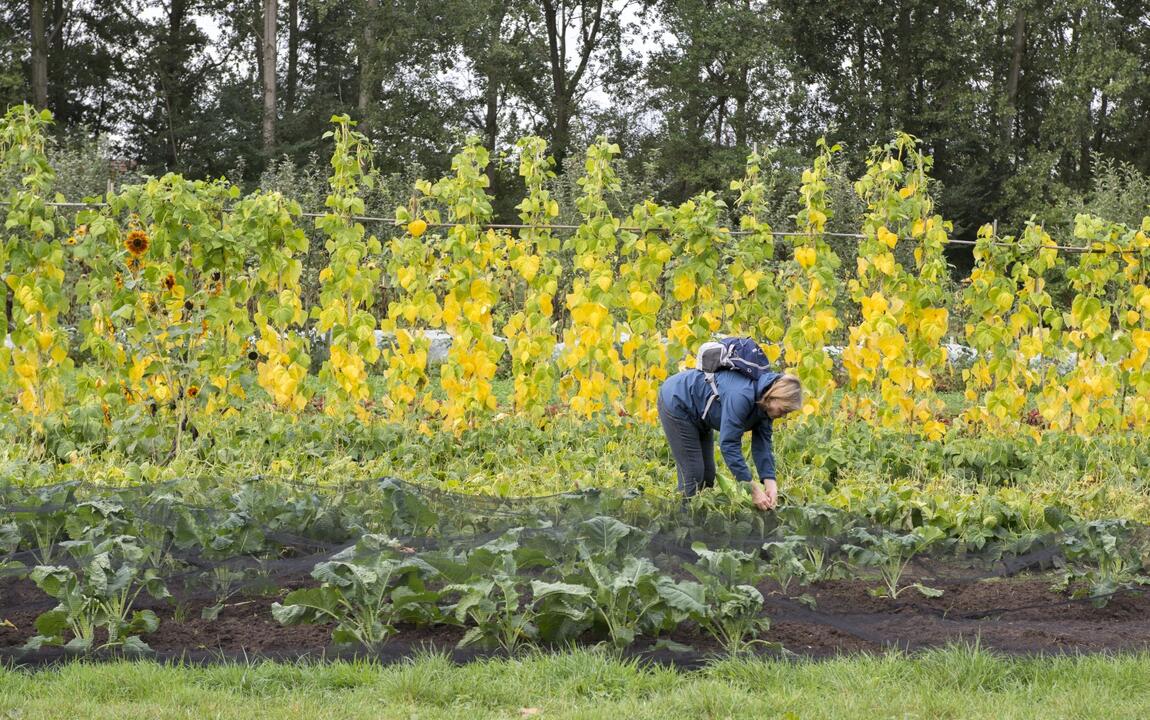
[4,478,1148,655]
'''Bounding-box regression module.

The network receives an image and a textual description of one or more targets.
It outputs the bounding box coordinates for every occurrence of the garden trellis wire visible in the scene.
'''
[3,200,1147,255]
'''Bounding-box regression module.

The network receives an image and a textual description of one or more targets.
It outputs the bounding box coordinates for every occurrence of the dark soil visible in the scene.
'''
[757,574,1150,656]
[3,572,1149,667]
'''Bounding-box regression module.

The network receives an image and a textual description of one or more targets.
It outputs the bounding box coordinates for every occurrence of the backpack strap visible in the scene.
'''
[701,371,720,421]
[721,342,735,367]
[730,355,770,372]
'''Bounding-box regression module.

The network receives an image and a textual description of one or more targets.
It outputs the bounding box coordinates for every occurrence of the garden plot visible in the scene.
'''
[3,478,1148,665]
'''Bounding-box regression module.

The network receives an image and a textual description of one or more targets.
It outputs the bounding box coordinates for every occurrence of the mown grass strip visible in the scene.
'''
[1,646,1148,719]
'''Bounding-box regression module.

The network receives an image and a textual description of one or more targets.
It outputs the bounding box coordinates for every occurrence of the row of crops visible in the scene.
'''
[2,105,1150,445]
[3,478,1148,658]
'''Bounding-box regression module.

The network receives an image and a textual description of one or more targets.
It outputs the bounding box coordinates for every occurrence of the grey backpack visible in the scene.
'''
[695,337,773,420]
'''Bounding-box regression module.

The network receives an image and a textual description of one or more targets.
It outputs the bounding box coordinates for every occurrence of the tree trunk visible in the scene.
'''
[304,1,322,104]
[541,0,566,167]
[1089,92,1108,169]
[48,0,65,115]
[50,0,63,55]
[541,0,605,172]
[1078,88,1103,183]
[483,80,500,185]
[254,5,264,98]
[897,2,912,128]
[1003,4,1026,152]
[286,0,298,113]
[553,93,571,171]
[161,0,190,169]
[1068,7,1084,179]
[482,2,506,188]
[855,17,866,135]
[358,0,379,125]
[734,66,748,148]
[715,98,726,144]
[262,0,277,153]
[30,0,48,109]
[877,19,893,135]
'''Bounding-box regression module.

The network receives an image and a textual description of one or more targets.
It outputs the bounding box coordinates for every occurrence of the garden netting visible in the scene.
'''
[2,477,1149,667]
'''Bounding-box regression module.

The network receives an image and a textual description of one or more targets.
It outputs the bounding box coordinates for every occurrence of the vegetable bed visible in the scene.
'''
[3,477,1148,665]
[4,573,1150,664]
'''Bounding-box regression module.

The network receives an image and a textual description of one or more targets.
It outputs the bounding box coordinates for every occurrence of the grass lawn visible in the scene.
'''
[2,646,1149,719]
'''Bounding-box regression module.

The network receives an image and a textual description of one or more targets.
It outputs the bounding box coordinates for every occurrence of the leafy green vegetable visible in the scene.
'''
[26,535,169,653]
[272,534,440,649]
[843,526,945,599]
[688,542,772,655]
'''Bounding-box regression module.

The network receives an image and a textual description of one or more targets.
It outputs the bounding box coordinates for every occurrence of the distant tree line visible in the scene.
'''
[2,0,1149,238]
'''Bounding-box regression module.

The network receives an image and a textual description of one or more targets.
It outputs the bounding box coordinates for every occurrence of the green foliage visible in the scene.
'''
[313,115,382,419]
[271,534,440,650]
[1055,520,1150,606]
[5,0,1149,243]
[687,542,772,655]
[1065,157,1150,230]
[843,526,946,599]
[444,553,538,653]
[26,535,169,653]
[5,442,1150,657]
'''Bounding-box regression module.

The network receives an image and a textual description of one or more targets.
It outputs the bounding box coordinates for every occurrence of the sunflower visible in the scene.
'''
[125,229,150,257]
[75,225,87,237]
[186,385,200,398]
[114,273,123,289]
[163,273,176,291]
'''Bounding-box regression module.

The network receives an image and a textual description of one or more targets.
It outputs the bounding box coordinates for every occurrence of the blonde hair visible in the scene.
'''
[758,374,803,416]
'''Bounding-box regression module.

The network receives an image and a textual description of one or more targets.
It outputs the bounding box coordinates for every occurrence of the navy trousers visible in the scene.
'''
[657,393,716,497]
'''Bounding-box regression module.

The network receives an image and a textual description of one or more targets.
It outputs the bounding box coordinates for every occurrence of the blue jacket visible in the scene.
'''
[658,369,782,483]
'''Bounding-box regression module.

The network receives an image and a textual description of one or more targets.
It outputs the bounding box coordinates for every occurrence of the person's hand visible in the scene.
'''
[761,479,778,509]
[750,480,777,511]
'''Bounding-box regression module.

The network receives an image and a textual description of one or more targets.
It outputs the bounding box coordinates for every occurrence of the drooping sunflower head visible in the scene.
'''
[163,273,176,291]
[125,229,150,257]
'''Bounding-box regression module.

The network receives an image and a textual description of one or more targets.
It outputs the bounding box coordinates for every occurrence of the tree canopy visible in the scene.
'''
[4,0,1149,235]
